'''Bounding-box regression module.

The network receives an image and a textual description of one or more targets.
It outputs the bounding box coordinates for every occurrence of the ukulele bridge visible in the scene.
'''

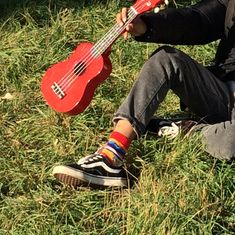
[51,82,65,99]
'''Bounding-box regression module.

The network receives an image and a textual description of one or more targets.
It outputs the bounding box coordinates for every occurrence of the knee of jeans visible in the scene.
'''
[145,46,183,73]
[150,45,181,61]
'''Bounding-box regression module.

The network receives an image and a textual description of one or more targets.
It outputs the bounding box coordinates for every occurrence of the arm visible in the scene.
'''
[135,0,227,45]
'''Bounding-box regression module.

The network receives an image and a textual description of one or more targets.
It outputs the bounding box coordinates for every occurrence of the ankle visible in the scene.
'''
[97,130,132,167]
[114,120,136,141]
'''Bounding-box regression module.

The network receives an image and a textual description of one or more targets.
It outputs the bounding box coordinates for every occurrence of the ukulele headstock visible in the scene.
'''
[133,0,167,15]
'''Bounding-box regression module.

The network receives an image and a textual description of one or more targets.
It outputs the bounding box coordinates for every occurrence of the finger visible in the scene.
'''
[126,23,133,32]
[116,12,123,26]
[121,8,128,23]
[123,31,128,40]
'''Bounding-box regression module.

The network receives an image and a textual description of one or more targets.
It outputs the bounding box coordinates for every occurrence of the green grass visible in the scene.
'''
[0,0,234,234]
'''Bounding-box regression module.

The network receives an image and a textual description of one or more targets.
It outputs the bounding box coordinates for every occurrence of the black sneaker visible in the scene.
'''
[147,118,199,138]
[52,152,129,188]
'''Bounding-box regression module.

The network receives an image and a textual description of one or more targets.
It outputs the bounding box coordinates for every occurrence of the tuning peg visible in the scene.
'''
[153,0,169,13]
[154,7,160,13]
[154,0,169,13]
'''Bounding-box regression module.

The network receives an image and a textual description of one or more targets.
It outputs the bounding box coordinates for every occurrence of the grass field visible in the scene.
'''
[0,0,234,234]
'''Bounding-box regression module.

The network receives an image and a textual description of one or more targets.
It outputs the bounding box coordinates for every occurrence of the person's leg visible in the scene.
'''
[113,46,232,138]
[53,46,232,187]
[201,120,235,161]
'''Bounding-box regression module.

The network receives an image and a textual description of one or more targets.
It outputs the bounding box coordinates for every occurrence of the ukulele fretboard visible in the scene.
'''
[91,7,138,57]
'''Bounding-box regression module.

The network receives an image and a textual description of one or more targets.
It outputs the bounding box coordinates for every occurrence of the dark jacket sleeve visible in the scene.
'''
[135,0,227,45]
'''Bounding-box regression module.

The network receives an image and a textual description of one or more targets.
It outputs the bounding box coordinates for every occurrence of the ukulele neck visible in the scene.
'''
[91,6,138,57]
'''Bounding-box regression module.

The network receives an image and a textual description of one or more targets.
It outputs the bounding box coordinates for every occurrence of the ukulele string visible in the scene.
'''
[62,12,137,92]
[58,23,124,90]
[57,5,141,91]
[59,9,137,92]
[57,3,145,91]
[57,4,141,91]
[61,9,139,92]
[57,3,144,92]
[92,9,136,55]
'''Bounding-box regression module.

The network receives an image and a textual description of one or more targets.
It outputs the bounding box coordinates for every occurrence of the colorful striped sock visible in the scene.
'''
[98,131,131,166]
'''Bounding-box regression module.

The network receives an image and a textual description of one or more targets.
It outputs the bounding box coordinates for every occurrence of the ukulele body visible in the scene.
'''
[41,42,112,115]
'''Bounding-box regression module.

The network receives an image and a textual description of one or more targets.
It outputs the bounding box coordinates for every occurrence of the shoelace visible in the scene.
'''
[77,153,103,165]
[158,122,180,139]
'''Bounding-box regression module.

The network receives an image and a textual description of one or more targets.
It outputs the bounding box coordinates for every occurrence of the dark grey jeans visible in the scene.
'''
[113,46,235,160]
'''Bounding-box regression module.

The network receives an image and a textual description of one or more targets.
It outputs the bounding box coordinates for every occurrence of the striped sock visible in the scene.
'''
[98,131,131,166]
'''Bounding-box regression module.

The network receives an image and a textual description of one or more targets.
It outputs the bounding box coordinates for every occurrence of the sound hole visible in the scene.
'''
[74,62,86,76]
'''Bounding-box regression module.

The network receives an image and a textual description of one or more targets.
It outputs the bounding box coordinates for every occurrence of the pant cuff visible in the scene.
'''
[112,113,146,139]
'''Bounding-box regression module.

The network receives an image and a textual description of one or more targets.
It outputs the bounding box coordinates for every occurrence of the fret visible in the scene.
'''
[91,7,138,57]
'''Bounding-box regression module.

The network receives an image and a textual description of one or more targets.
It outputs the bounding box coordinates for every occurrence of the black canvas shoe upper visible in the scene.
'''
[68,153,127,178]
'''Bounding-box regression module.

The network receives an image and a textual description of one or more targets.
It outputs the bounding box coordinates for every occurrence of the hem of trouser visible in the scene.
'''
[112,114,145,139]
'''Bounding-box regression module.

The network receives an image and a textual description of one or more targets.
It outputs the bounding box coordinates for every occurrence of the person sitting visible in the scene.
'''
[52,0,235,188]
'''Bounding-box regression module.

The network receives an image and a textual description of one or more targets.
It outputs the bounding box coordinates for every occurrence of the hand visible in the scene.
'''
[116,8,147,39]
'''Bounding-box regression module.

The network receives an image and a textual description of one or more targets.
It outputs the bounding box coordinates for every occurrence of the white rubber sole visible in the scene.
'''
[52,165,128,187]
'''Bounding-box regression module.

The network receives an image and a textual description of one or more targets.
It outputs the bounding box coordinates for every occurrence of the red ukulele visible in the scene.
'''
[41,0,164,115]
